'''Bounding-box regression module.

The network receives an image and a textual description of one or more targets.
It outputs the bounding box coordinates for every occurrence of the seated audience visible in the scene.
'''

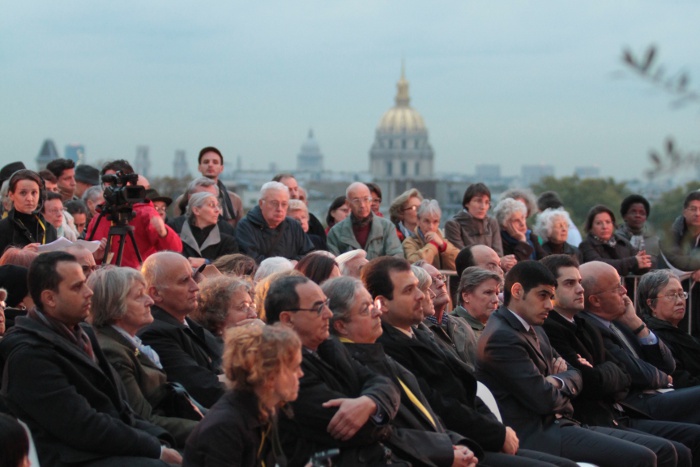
[294,251,341,284]
[335,248,368,278]
[616,194,660,267]
[325,195,350,233]
[537,191,582,247]
[89,267,199,447]
[212,253,258,278]
[451,266,501,339]
[0,413,30,467]
[494,198,546,262]
[534,208,580,259]
[289,199,326,250]
[403,199,459,270]
[389,188,423,242]
[183,324,303,467]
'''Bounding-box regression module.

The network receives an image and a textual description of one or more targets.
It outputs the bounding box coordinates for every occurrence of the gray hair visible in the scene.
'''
[457,266,503,305]
[411,264,432,292]
[534,208,572,242]
[89,267,146,327]
[336,249,367,275]
[254,256,294,282]
[186,191,217,218]
[638,269,676,316]
[186,177,219,196]
[82,185,103,204]
[288,199,307,213]
[260,181,289,199]
[192,276,252,336]
[322,276,364,332]
[417,199,442,220]
[500,188,537,216]
[493,198,528,228]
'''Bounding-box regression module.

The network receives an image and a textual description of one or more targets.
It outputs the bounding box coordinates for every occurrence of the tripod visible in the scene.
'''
[87,207,142,267]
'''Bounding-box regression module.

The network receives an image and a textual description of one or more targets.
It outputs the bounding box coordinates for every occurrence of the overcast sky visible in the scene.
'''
[2,1,699,181]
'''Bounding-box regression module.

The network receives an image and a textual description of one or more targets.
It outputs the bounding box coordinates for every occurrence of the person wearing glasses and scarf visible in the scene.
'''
[403,199,459,270]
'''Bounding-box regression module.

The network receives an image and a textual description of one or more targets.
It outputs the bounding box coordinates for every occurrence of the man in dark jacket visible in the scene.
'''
[235,181,314,263]
[0,251,180,466]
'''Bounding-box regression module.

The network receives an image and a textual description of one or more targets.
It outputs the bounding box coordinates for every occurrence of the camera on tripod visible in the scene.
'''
[101,171,146,225]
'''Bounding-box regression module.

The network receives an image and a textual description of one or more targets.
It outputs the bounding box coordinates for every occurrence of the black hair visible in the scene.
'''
[272,173,295,183]
[462,183,491,208]
[295,253,339,285]
[100,159,134,176]
[683,191,700,209]
[540,254,580,280]
[28,251,78,308]
[265,275,309,324]
[326,196,347,227]
[198,146,223,165]
[584,205,616,233]
[0,413,29,467]
[537,191,563,211]
[46,158,75,178]
[64,200,88,216]
[620,194,650,218]
[45,191,62,202]
[503,260,557,306]
[366,182,382,200]
[361,256,411,301]
[455,245,476,279]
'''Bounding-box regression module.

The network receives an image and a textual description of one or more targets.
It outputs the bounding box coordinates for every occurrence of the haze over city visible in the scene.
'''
[2,1,699,181]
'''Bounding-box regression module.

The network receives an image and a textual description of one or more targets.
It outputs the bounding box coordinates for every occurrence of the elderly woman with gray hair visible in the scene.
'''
[174,191,238,268]
[451,267,502,338]
[534,208,580,259]
[403,199,460,270]
[389,188,424,242]
[494,198,546,262]
[639,269,700,388]
[90,267,199,447]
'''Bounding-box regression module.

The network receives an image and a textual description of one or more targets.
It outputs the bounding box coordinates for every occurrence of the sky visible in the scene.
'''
[2,1,700,182]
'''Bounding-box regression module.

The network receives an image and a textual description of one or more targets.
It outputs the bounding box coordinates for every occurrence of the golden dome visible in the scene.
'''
[377,65,427,134]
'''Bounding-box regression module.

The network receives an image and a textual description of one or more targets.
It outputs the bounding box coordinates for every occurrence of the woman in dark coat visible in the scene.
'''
[493,198,545,262]
[534,208,580,260]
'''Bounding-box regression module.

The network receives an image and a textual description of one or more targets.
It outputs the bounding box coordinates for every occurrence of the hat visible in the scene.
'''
[0,162,26,186]
[0,265,29,308]
[145,189,172,207]
[75,165,100,186]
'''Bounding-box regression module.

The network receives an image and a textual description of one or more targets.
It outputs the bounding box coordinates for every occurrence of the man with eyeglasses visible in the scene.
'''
[65,243,98,279]
[265,275,407,466]
[580,260,700,425]
[327,182,403,260]
[235,181,314,263]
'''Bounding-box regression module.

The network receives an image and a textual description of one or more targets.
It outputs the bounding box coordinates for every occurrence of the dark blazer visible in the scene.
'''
[643,314,700,388]
[377,322,507,452]
[96,325,198,446]
[279,337,402,467]
[0,314,166,466]
[475,307,582,454]
[420,315,478,372]
[579,233,648,276]
[138,306,225,408]
[0,209,57,252]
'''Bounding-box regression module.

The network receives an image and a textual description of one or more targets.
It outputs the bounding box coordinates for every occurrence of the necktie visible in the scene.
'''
[610,323,640,359]
[397,378,437,429]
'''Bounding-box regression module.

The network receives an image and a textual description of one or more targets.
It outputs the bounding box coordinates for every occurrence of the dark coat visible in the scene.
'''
[579,233,648,276]
[0,209,57,252]
[500,230,546,262]
[167,214,236,237]
[137,306,225,408]
[0,314,166,466]
[377,322,507,452]
[662,215,700,271]
[541,241,581,261]
[170,218,238,261]
[642,314,700,388]
[444,210,503,255]
[235,205,314,263]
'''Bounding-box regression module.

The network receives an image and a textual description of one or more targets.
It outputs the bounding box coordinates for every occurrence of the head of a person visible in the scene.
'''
[88,267,154,336]
[46,158,76,200]
[212,253,258,278]
[178,177,220,215]
[503,260,557,325]
[253,269,302,322]
[100,159,135,177]
[192,276,256,336]
[74,164,100,197]
[223,323,302,419]
[298,186,308,204]
[64,200,88,233]
[326,195,350,228]
[65,244,97,278]
[265,275,332,351]
[540,254,584,317]
[362,257,424,330]
[8,169,43,215]
[187,192,221,228]
[294,252,340,285]
[0,247,38,269]
[682,191,700,230]
[389,188,423,227]
[82,185,105,217]
[461,183,491,220]
[288,199,309,232]
[585,205,616,242]
[457,266,501,323]
[1,180,12,213]
[580,261,626,320]
[198,146,224,180]
[455,244,501,280]
[346,182,372,220]
[29,251,93,326]
[0,413,30,467]
[411,264,435,318]
[259,181,290,229]
[142,251,199,320]
[335,249,368,279]
[536,191,564,212]
[145,189,172,221]
[417,199,442,235]
[638,269,686,327]
[254,256,294,282]
[534,208,571,245]
[500,188,537,218]
[39,169,58,194]
[325,276,382,344]
[0,265,32,310]
[494,198,528,237]
[366,182,382,215]
[416,260,449,310]
[273,173,299,200]
[43,191,64,229]
[620,194,650,232]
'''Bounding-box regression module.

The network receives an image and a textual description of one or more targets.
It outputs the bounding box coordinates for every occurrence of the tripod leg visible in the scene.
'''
[126,229,143,264]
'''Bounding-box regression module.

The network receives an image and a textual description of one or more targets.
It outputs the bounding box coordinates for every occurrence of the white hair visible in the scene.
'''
[534,208,572,242]
[493,198,528,228]
[260,181,289,199]
[254,256,294,282]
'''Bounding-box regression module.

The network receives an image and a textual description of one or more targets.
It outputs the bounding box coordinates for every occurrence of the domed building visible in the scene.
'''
[369,65,434,179]
[297,128,324,172]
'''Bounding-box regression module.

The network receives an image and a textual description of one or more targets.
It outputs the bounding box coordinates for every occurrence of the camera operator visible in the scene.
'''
[86,160,181,268]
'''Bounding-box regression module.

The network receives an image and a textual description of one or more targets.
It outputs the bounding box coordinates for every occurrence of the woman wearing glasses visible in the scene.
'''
[389,188,423,242]
[639,269,700,388]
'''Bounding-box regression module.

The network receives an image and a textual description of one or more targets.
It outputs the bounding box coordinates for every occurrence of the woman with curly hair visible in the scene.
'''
[183,324,303,467]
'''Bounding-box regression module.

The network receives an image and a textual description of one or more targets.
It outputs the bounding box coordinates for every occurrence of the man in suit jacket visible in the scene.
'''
[0,251,181,466]
[139,251,224,408]
[476,260,680,467]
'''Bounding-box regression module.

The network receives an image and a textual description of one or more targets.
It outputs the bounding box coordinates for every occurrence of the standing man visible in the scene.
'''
[195,146,243,228]
[46,158,77,201]
[327,182,403,259]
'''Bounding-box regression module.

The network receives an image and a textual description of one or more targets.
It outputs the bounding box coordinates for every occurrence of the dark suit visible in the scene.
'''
[0,312,169,466]
[138,306,224,408]
[477,307,678,467]
[643,314,700,388]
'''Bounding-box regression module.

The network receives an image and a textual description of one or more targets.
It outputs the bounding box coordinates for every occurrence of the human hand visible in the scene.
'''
[617,296,644,331]
[577,354,593,368]
[636,251,652,269]
[425,231,445,248]
[451,445,478,467]
[502,426,519,454]
[160,446,182,464]
[500,255,517,272]
[22,243,39,252]
[322,396,376,441]
[150,215,168,238]
[692,270,700,283]
[506,221,527,242]
[92,238,107,262]
[552,357,568,374]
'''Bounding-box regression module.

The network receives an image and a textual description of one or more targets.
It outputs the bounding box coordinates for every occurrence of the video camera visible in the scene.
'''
[100,171,146,225]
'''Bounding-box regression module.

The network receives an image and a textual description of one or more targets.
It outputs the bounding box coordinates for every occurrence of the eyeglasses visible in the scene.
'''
[591,283,626,295]
[286,298,330,315]
[431,273,447,285]
[263,200,289,210]
[45,208,63,215]
[402,205,419,212]
[350,197,373,205]
[653,292,688,302]
[232,301,257,313]
[685,207,700,214]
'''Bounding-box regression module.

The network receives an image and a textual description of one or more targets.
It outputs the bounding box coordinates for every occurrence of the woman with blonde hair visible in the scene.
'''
[389,188,423,242]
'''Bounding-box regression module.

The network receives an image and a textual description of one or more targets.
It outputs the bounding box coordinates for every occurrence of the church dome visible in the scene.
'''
[376,68,427,134]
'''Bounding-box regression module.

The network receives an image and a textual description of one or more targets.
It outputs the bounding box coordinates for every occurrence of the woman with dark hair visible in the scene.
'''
[579,204,651,276]
[444,182,504,253]
[183,324,303,467]
[325,195,350,233]
[0,169,57,253]
[0,413,30,467]
[294,251,340,285]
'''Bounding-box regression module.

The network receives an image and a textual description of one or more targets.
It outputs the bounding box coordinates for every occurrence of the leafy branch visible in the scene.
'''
[645,137,700,180]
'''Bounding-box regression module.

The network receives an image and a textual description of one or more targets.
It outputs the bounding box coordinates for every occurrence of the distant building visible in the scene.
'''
[36,139,60,171]
[173,150,190,179]
[65,144,85,164]
[522,164,554,186]
[574,166,601,179]
[134,146,150,178]
[297,129,324,172]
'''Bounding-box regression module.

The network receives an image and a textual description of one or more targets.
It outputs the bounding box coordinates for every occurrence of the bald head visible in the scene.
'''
[346,183,371,219]
[142,251,190,289]
[65,244,96,277]
[580,261,626,318]
[471,245,503,278]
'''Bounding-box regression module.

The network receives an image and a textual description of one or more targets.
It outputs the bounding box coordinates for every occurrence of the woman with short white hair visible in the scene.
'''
[403,199,460,270]
[494,198,545,262]
[534,208,580,259]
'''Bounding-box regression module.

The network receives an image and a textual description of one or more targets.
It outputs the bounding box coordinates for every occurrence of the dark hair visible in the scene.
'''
[683,191,700,209]
[0,413,29,467]
[38,169,57,184]
[620,194,650,218]
[64,200,88,216]
[212,253,258,277]
[503,260,557,306]
[100,159,134,176]
[537,191,563,211]
[455,246,476,279]
[28,251,77,309]
[198,146,223,165]
[9,169,43,194]
[326,196,347,227]
[45,191,62,202]
[272,173,295,183]
[46,158,75,178]
[361,256,411,300]
[462,183,491,208]
[264,275,309,324]
[540,254,580,280]
[584,205,616,233]
[366,182,382,200]
[295,253,339,285]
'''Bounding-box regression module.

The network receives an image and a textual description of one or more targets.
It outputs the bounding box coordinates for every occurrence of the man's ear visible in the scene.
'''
[148,285,163,304]
[40,289,56,311]
[279,311,294,326]
[333,319,349,337]
[510,283,523,301]
[588,294,600,309]
[375,296,389,314]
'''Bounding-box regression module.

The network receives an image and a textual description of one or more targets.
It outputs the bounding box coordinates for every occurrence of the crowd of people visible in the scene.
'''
[2,146,700,466]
